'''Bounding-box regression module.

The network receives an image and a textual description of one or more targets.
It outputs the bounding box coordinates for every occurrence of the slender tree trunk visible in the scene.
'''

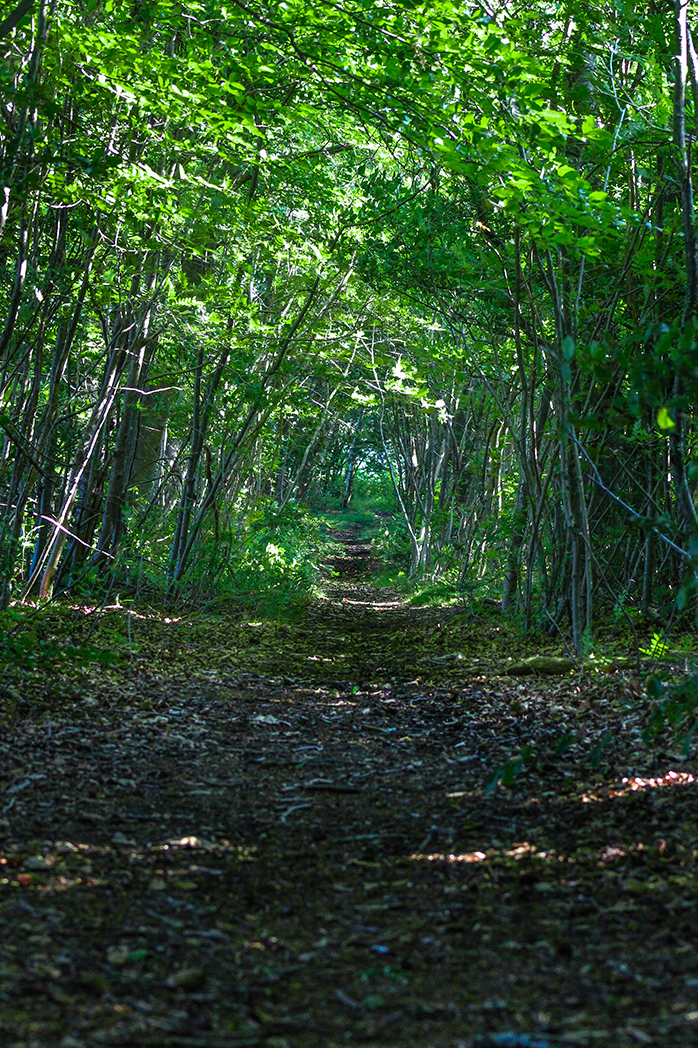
[341,410,363,508]
[96,274,159,557]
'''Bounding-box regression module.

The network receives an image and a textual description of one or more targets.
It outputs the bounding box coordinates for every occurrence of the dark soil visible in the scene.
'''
[2,528,698,1047]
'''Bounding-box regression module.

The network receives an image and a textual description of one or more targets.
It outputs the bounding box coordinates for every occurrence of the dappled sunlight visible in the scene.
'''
[4,506,698,1045]
[409,836,689,872]
[60,602,184,624]
[341,597,409,608]
[410,850,488,863]
[0,835,255,896]
[35,873,107,892]
[617,770,695,792]
[409,842,568,866]
[580,769,695,802]
[4,0,698,1038]
[598,845,626,863]
[156,835,255,857]
[1,840,107,893]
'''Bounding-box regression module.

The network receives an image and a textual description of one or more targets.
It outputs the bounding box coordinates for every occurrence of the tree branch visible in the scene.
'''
[0,0,35,40]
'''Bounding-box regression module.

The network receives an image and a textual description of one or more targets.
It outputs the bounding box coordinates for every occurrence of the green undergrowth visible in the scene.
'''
[314,505,397,547]
[130,500,329,618]
[220,503,326,616]
[47,500,332,621]
[316,506,385,537]
[310,471,401,542]
[0,606,116,675]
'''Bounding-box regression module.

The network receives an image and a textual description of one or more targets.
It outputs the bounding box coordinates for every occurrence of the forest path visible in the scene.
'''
[1,528,697,1047]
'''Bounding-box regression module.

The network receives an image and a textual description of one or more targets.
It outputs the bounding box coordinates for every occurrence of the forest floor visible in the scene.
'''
[1,525,698,1048]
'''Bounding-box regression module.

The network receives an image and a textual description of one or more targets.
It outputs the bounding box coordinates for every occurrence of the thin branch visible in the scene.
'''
[573,435,688,559]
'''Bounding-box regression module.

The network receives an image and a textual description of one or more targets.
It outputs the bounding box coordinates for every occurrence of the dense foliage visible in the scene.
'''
[2,0,698,648]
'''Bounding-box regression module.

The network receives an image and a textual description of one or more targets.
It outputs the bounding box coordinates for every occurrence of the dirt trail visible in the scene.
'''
[1,529,698,1047]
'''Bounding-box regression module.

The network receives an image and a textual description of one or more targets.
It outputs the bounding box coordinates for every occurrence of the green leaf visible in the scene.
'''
[657,407,675,430]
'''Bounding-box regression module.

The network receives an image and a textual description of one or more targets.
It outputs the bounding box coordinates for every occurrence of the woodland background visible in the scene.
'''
[6,7,698,1045]
[2,0,698,653]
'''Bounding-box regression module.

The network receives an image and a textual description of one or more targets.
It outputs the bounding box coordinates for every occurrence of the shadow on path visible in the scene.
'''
[0,529,696,1047]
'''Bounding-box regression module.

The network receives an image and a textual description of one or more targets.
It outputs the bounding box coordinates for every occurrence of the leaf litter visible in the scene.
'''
[0,529,697,1047]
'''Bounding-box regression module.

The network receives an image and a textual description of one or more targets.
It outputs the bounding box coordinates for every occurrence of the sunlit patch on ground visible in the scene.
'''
[617,770,695,791]
[342,597,409,608]
[410,843,567,865]
[410,850,488,863]
[580,769,695,802]
[63,603,183,624]
[598,844,627,863]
